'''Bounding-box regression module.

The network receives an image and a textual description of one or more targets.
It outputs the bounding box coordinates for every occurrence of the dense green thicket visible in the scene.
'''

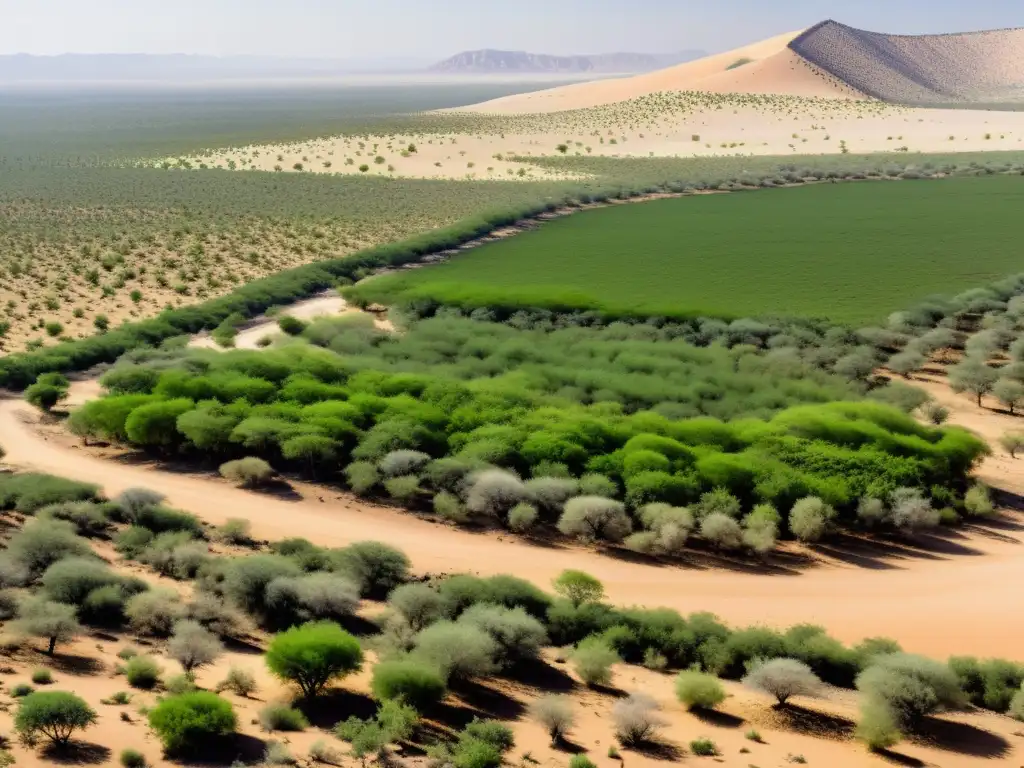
[69,316,985,550]
[346,176,1024,325]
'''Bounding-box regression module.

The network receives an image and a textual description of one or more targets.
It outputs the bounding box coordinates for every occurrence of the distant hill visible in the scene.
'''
[430,49,706,74]
[0,54,434,82]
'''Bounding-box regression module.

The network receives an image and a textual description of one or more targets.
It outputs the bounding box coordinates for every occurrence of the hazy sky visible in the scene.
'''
[2,0,1022,58]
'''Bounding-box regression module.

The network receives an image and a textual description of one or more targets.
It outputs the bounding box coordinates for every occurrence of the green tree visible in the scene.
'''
[265,621,363,698]
[993,378,1024,415]
[552,570,604,606]
[15,691,96,745]
[281,435,338,479]
[124,399,193,451]
[948,358,997,406]
[24,373,70,412]
[17,598,82,655]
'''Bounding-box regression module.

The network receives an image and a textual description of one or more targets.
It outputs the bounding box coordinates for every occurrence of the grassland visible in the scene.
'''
[348,174,1024,325]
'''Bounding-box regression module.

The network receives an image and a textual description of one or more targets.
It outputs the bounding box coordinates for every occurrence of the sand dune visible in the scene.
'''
[793,20,1024,105]
[460,29,858,114]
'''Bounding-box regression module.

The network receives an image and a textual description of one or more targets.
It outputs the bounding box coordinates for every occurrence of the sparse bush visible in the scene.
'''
[788,497,835,542]
[148,691,237,755]
[217,666,257,697]
[612,693,667,747]
[433,490,469,523]
[525,477,578,515]
[690,738,718,756]
[265,621,363,697]
[266,572,361,625]
[507,502,538,532]
[921,402,950,425]
[963,484,994,517]
[571,637,620,687]
[379,450,431,478]
[219,518,252,544]
[413,621,497,682]
[167,620,223,678]
[309,739,342,764]
[466,469,526,518]
[857,697,902,750]
[15,690,97,745]
[558,496,632,543]
[458,603,548,666]
[124,656,162,689]
[675,670,726,710]
[330,541,410,598]
[220,457,274,488]
[700,512,743,550]
[856,497,888,527]
[889,487,939,531]
[856,653,966,725]
[388,583,449,631]
[530,695,575,744]
[259,703,309,732]
[125,590,185,636]
[743,658,822,705]
[1000,432,1024,458]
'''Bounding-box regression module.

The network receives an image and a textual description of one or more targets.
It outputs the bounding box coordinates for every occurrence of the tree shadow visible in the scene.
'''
[626,739,685,762]
[691,707,746,729]
[768,704,855,740]
[297,688,376,730]
[874,749,926,768]
[910,717,1010,758]
[452,679,526,721]
[552,737,588,755]
[41,742,112,765]
[48,652,106,676]
[252,479,303,502]
[174,733,268,765]
[222,636,264,656]
[507,657,577,694]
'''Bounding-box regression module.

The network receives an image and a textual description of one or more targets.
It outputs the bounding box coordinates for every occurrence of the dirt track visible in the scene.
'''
[2,376,1023,659]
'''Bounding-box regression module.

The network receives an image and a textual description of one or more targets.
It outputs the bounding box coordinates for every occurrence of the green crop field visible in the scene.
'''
[350,174,1024,325]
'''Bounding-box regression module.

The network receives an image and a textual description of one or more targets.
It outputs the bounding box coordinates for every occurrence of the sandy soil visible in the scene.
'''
[2,374,1023,660]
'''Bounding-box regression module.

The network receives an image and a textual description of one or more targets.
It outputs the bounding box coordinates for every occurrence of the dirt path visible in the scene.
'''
[189,293,392,352]
[2,381,1023,659]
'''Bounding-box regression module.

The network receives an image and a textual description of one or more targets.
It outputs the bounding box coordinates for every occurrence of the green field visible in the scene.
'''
[351,175,1024,325]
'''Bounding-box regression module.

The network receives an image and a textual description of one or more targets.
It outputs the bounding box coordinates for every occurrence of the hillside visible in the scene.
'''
[430,49,704,74]
[459,30,858,113]
[792,20,1024,105]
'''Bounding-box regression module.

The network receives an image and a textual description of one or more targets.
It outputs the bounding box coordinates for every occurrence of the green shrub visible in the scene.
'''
[120,748,147,767]
[265,621,363,697]
[458,603,548,666]
[571,637,620,687]
[569,756,596,768]
[675,670,726,710]
[124,656,162,690]
[371,658,447,708]
[259,703,309,732]
[856,653,966,725]
[507,502,538,532]
[963,484,995,517]
[125,590,185,636]
[148,691,237,755]
[789,497,836,542]
[330,541,410,598]
[558,496,632,543]
[15,690,97,745]
[689,738,718,756]
[856,698,902,750]
[167,620,223,678]
[11,683,34,697]
[743,658,822,705]
[220,457,274,488]
[31,668,53,685]
[217,666,257,698]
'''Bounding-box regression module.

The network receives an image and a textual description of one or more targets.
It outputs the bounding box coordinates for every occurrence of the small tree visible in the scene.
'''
[948,358,997,406]
[611,693,667,747]
[1000,432,1024,458]
[15,691,97,745]
[148,691,237,755]
[167,620,223,679]
[281,435,337,480]
[743,658,822,706]
[530,695,575,744]
[993,378,1024,414]
[552,570,604,606]
[558,496,632,543]
[265,621,363,698]
[886,350,925,379]
[675,670,726,710]
[17,598,81,655]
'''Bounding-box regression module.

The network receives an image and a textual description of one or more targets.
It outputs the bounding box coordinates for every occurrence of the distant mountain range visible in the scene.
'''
[0,54,435,82]
[429,49,707,74]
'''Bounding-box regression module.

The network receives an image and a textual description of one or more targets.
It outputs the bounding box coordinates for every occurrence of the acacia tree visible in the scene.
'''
[552,570,604,606]
[948,358,997,407]
[993,378,1024,415]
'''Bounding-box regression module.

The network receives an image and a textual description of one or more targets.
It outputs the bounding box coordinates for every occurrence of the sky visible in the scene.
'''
[1,0,1022,59]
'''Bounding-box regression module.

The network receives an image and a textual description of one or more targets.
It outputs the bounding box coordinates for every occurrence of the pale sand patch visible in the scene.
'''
[172,99,1024,183]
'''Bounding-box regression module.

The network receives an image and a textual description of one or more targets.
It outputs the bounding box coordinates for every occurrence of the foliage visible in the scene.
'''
[571,637,620,687]
[674,670,727,710]
[147,691,237,755]
[743,658,822,705]
[265,621,363,697]
[259,703,309,732]
[371,658,447,708]
[412,621,498,682]
[552,570,604,606]
[530,695,576,744]
[611,693,667,747]
[14,691,97,745]
[124,656,162,690]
